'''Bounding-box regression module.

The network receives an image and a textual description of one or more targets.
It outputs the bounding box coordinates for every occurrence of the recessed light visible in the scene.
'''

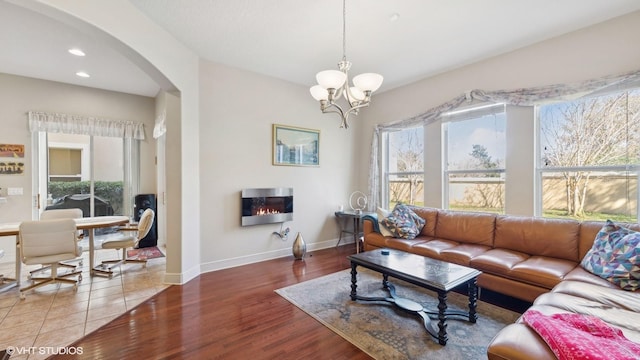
[389,13,400,22]
[68,48,86,56]
[76,71,90,78]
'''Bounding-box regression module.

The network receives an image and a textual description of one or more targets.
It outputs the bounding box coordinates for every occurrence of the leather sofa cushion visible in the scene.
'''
[487,323,557,360]
[510,256,576,289]
[410,239,457,259]
[385,237,429,252]
[551,280,640,312]
[470,248,529,275]
[494,216,580,261]
[435,210,495,246]
[563,266,621,289]
[440,243,491,266]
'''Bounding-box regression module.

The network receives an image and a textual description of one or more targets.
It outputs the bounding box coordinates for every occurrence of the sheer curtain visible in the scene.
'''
[367,69,640,211]
[28,111,145,140]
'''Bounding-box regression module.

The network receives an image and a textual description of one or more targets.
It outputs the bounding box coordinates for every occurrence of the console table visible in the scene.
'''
[335,210,373,253]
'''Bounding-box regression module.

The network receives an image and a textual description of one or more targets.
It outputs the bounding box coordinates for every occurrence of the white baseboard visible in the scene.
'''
[164,262,200,284]
[199,237,348,274]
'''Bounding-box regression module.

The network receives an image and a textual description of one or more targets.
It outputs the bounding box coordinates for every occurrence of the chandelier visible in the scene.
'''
[309,0,383,129]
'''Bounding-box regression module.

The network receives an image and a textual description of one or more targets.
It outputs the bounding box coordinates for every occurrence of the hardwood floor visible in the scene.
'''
[65,246,372,359]
[63,245,530,359]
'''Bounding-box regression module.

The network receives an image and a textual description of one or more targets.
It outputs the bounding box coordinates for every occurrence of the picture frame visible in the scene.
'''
[272,124,320,166]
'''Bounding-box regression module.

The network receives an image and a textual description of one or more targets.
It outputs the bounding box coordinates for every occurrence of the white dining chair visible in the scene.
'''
[19,218,82,299]
[28,208,84,278]
[97,208,155,278]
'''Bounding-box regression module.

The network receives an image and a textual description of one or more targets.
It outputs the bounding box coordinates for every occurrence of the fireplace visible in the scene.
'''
[241,187,293,226]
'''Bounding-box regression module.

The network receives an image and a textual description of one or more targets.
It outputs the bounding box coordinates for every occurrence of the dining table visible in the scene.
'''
[0,215,129,289]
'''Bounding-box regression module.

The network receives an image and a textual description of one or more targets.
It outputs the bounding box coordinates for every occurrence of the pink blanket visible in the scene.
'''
[522,310,640,360]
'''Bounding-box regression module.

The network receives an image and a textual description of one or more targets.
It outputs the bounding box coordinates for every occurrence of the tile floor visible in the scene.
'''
[0,244,168,360]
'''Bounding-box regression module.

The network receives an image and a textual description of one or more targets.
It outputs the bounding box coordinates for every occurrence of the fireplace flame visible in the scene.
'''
[256,208,281,216]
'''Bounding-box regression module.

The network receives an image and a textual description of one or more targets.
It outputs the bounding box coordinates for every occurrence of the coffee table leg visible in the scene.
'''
[437,290,448,345]
[350,262,358,301]
[467,278,478,323]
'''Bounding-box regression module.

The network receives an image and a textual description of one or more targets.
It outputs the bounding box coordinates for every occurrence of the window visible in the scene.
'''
[37,132,138,220]
[443,104,506,213]
[538,88,640,222]
[382,127,424,210]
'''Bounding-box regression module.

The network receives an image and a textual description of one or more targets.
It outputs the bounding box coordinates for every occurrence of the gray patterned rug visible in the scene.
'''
[275,268,520,360]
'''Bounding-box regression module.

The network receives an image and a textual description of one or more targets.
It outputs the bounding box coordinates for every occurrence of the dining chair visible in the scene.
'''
[28,208,84,278]
[97,208,155,278]
[19,218,82,299]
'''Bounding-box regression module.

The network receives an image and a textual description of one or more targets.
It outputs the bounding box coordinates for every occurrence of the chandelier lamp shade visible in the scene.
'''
[310,0,383,129]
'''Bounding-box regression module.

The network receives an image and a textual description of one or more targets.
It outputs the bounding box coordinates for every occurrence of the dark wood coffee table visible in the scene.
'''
[347,248,482,345]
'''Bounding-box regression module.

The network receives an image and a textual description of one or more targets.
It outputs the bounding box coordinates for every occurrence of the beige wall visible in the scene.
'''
[198,60,359,271]
[0,72,155,261]
[360,11,640,216]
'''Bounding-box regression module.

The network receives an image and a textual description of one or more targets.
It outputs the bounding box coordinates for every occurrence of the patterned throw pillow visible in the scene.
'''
[380,204,426,240]
[376,207,394,237]
[581,220,640,291]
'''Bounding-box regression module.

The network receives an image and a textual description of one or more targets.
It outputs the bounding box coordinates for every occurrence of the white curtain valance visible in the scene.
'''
[28,111,145,140]
[367,69,640,211]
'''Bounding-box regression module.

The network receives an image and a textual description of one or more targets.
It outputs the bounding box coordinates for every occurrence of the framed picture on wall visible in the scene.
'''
[0,144,25,175]
[272,124,320,167]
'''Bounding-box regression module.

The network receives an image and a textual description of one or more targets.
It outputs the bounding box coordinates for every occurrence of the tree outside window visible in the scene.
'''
[539,89,640,221]
[444,106,506,213]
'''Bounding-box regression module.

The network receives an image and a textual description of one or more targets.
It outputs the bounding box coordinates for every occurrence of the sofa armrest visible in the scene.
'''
[362,214,380,234]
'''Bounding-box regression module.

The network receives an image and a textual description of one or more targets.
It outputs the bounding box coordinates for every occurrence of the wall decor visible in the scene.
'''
[0,160,25,175]
[273,124,320,167]
[0,144,24,158]
[0,144,25,175]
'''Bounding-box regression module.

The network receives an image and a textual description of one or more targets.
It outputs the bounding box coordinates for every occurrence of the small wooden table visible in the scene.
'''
[348,249,481,345]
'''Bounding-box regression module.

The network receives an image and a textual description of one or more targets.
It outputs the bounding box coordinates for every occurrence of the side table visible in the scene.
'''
[334,210,374,253]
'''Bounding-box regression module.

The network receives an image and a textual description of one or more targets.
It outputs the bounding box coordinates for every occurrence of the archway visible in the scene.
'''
[11,0,202,284]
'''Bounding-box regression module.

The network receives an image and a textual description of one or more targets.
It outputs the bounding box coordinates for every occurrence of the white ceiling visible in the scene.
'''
[2,0,640,97]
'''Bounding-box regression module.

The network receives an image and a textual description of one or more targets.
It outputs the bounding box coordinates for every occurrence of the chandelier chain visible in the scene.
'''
[342,0,347,60]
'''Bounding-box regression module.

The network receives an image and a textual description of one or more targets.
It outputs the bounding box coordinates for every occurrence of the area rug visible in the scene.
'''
[127,246,165,260]
[275,268,520,360]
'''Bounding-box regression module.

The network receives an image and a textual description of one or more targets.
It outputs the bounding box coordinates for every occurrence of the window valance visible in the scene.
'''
[28,111,145,140]
[367,69,640,211]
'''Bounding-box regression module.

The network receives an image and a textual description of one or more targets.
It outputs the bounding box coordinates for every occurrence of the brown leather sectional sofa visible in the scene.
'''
[362,206,640,360]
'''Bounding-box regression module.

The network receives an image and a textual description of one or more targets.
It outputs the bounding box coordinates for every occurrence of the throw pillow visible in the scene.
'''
[403,205,426,233]
[581,220,640,291]
[380,204,426,240]
[376,207,394,237]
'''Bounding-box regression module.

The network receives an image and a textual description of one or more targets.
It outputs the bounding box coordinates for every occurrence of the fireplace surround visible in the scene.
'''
[241,187,293,226]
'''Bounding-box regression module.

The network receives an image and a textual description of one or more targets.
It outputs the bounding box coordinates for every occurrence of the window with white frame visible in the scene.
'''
[442,104,506,213]
[537,88,640,222]
[381,127,424,210]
